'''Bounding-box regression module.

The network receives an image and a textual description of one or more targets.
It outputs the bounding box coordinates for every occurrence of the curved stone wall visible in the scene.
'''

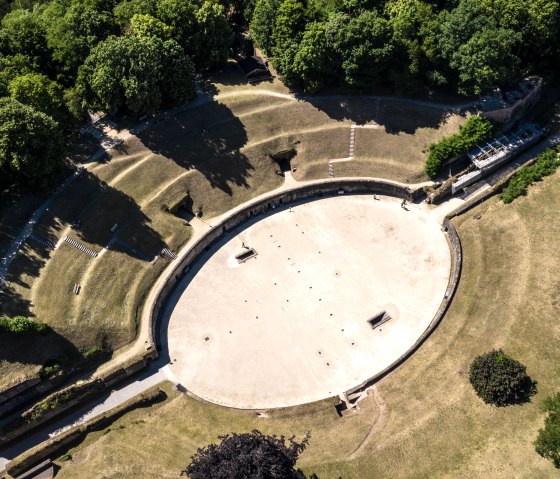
[344,217,462,400]
[148,178,461,406]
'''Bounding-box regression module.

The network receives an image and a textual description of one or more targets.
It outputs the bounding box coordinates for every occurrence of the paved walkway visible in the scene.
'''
[0,358,177,471]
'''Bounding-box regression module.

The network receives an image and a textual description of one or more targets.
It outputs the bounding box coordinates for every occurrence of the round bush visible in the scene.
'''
[469,349,536,406]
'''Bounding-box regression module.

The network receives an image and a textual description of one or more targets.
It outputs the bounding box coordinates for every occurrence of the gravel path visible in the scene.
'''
[0,359,176,471]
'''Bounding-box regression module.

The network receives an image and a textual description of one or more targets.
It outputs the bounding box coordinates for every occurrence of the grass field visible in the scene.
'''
[51,171,560,479]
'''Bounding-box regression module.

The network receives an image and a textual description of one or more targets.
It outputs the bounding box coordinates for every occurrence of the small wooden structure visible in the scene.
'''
[237,55,272,84]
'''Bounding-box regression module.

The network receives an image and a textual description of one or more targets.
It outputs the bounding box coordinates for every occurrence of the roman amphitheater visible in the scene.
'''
[163,192,453,409]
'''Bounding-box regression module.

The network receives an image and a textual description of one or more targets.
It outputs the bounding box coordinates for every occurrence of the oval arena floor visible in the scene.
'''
[164,195,451,409]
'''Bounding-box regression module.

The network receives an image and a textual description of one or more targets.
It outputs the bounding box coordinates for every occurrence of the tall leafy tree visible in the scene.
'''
[193,1,234,68]
[0,97,64,189]
[43,0,118,79]
[450,27,521,94]
[385,0,441,89]
[8,72,67,125]
[113,0,157,26]
[272,0,306,57]
[0,53,35,95]
[437,0,492,62]
[525,0,560,64]
[128,13,172,39]
[156,0,197,57]
[78,34,195,115]
[330,10,394,88]
[291,21,332,92]
[249,0,279,56]
[0,8,50,70]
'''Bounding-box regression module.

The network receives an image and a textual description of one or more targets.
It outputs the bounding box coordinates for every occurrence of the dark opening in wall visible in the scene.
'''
[236,248,258,263]
[368,311,392,329]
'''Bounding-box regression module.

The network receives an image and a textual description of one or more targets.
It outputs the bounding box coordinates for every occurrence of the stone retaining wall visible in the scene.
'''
[5,388,167,478]
[0,352,155,449]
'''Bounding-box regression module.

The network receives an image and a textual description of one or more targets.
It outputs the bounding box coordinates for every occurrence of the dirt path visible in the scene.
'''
[347,386,387,460]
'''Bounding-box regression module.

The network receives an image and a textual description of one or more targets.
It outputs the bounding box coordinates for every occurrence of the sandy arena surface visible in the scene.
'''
[164,195,451,409]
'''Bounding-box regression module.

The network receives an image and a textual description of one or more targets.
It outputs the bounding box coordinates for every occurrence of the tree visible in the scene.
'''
[329,10,394,89]
[450,27,521,94]
[43,0,118,78]
[249,0,279,56]
[291,21,332,92]
[535,392,560,468]
[469,349,536,406]
[8,72,67,125]
[156,0,197,56]
[78,34,195,115]
[113,0,157,26]
[182,430,310,479]
[271,0,306,58]
[437,0,492,63]
[385,0,441,90]
[0,53,35,95]
[128,13,172,39]
[0,8,51,70]
[0,97,64,190]
[193,1,233,68]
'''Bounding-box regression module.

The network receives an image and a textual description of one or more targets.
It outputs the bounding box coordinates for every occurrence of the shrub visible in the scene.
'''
[501,148,560,203]
[0,315,50,335]
[535,392,560,468]
[81,346,103,359]
[41,360,62,377]
[469,349,536,406]
[425,115,496,177]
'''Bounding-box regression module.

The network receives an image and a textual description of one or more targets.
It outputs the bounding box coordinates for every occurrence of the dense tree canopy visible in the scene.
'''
[77,34,195,115]
[0,0,239,191]
[1,0,559,191]
[246,0,560,94]
[0,97,64,189]
[183,430,310,479]
[0,8,50,70]
[193,1,234,68]
[43,0,118,78]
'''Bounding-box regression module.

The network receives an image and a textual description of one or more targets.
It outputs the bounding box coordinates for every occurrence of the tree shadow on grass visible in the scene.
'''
[0,169,169,360]
[136,100,253,196]
[0,282,32,317]
[33,170,166,260]
[302,96,466,134]
[0,328,80,366]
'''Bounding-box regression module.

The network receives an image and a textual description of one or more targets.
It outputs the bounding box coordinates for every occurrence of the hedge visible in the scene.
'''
[501,148,560,203]
[425,115,496,177]
[0,315,50,335]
